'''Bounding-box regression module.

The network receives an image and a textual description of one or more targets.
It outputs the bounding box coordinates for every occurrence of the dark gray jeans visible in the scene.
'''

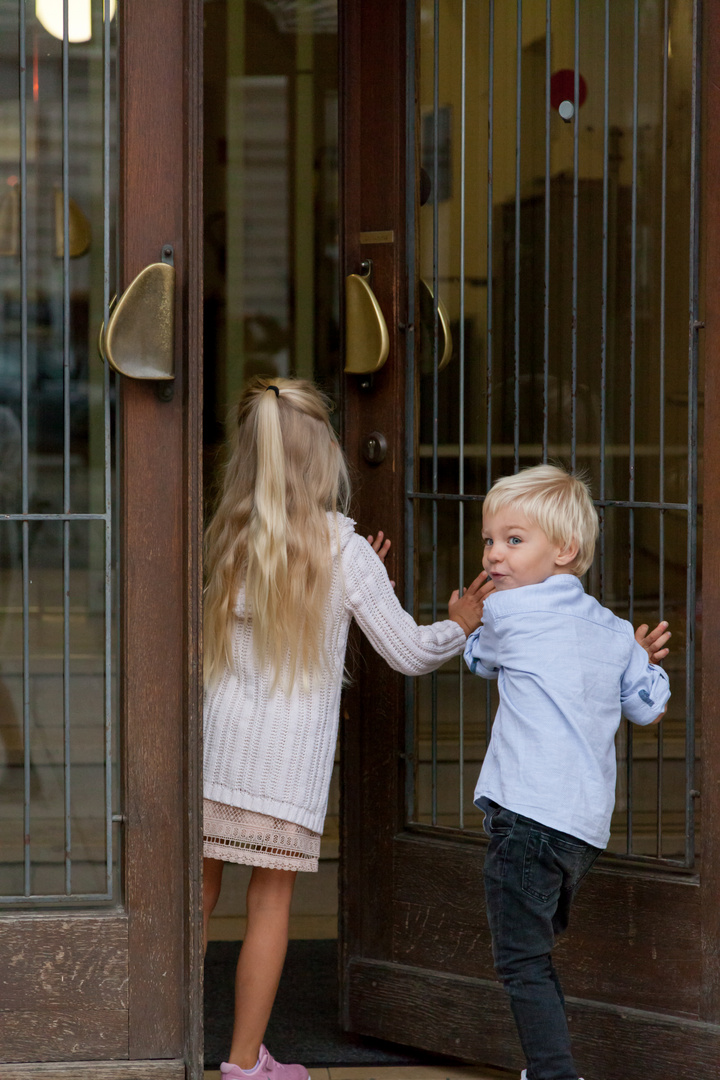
[483,802,601,1080]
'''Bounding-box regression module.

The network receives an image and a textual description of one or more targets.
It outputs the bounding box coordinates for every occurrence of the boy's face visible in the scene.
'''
[482,506,574,590]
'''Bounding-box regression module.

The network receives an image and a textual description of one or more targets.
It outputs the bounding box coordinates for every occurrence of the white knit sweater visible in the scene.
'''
[203,513,467,834]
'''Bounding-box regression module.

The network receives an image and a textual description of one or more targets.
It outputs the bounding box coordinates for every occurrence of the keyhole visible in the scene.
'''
[362,431,387,465]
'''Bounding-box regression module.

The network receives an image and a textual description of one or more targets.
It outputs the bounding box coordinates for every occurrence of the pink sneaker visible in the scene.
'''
[221,1045,310,1080]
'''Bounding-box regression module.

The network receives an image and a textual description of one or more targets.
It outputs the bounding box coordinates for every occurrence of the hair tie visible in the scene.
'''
[267,385,280,398]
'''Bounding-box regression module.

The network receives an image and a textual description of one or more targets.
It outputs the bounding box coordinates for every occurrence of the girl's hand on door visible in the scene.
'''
[367,530,395,588]
[448,570,495,636]
[635,620,671,664]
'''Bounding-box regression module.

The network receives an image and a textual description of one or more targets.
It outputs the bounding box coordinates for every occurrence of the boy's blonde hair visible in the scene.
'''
[203,376,351,689]
[483,464,598,576]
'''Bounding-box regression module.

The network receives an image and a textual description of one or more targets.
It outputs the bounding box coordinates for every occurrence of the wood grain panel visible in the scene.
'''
[0,1062,185,1079]
[119,0,193,1059]
[0,1011,127,1063]
[393,834,495,979]
[701,0,720,1028]
[0,914,128,1010]
[563,865,700,1015]
[182,3,205,1076]
[393,834,701,1015]
[347,958,720,1080]
[339,0,409,989]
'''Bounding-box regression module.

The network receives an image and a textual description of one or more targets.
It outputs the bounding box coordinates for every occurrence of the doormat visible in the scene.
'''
[204,938,458,1069]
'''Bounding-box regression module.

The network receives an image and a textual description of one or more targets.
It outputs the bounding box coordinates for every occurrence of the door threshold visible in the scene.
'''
[2,1063,185,1080]
[206,1068,515,1080]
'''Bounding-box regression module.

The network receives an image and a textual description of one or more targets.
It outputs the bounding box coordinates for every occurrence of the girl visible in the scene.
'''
[202,377,493,1080]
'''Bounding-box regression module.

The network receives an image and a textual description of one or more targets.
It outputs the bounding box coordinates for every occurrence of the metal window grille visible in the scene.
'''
[0,0,118,903]
[406,0,701,868]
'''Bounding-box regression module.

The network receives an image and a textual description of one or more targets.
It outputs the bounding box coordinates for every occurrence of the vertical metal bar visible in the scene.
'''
[542,0,551,461]
[62,0,72,895]
[457,0,466,829]
[404,0,417,824]
[685,0,701,869]
[657,0,669,859]
[626,0,640,856]
[431,0,440,826]
[485,0,494,748]
[103,0,114,894]
[571,0,579,471]
[513,0,522,472]
[599,0,609,607]
[19,0,31,898]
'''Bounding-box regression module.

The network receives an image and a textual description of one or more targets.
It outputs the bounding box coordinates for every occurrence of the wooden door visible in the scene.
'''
[0,3,203,1077]
[339,3,720,1078]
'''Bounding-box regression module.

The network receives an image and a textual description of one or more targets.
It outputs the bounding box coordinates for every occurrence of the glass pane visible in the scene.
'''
[0,1,118,902]
[412,0,701,867]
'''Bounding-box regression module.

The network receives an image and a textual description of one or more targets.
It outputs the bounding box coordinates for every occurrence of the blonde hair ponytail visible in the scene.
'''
[246,389,288,647]
[204,378,350,690]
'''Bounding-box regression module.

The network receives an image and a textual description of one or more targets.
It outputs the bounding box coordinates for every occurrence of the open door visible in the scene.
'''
[339,3,720,1078]
[0,2,203,1076]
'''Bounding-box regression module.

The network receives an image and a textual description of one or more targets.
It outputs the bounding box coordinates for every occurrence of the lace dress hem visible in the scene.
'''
[202,799,321,872]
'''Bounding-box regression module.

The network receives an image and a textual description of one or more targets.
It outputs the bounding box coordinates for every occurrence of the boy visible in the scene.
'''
[464,465,671,1080]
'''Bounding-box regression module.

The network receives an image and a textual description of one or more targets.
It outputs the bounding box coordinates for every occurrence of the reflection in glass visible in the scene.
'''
[0,2,118,901]
[412,0,701,864]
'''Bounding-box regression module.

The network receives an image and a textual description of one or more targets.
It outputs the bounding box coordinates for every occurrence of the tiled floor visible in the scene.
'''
[205,1069,515,1080]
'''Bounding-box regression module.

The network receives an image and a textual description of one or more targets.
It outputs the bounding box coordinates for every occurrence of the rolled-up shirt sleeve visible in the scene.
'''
[620,634,671,725]
[463,619,500,680]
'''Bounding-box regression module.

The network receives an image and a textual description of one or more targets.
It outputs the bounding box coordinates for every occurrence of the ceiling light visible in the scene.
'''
[36,0,116,44]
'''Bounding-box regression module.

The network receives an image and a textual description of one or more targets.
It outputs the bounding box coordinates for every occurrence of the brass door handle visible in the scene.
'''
[344,260,390,374]
[98,246,175,381]
[419,278,453,371]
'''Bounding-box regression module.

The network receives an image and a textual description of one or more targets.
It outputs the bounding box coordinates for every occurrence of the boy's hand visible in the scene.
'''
[635,620,671,664]
[367,530,395,588]
[448,571,495,636]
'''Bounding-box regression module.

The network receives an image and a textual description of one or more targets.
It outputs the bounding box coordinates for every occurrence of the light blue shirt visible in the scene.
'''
[464,574,671,849]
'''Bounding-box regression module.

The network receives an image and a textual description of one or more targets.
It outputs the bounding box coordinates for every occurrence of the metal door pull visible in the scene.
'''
[98,245,175,382]
[344,259,390,374]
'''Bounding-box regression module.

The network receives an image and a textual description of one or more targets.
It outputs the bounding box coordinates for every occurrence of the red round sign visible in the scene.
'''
[550,69,587,111]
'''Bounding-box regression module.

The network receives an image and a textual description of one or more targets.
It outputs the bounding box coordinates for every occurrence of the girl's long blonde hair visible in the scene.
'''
[204,377,351,689]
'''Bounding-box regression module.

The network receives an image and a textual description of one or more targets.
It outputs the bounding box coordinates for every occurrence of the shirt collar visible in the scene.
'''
[485,573,584,614]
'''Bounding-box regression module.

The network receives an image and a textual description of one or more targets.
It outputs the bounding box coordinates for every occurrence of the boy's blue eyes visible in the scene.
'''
[483,536,522,546]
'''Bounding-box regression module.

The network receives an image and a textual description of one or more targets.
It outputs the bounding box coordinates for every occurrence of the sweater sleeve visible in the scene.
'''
[620,629,671,725]
[343,534,466,675]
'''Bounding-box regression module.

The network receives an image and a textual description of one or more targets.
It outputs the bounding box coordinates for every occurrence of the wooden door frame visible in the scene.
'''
[120,0,204,1074]
[339,2,720,1076]
[339,0,410,980]
[0,2,204,1076]
[700,0,720,1028]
